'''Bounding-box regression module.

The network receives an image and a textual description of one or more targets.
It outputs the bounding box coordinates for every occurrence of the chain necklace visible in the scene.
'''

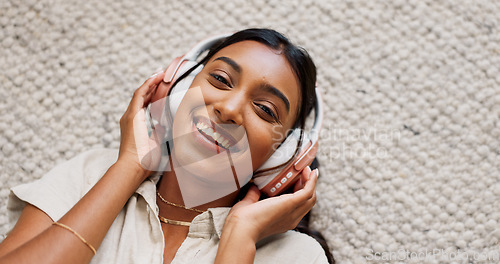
[158,215,191,227]
[156,191,206,214]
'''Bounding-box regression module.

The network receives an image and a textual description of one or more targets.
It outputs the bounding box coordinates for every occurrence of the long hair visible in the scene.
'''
[170,28,334,263]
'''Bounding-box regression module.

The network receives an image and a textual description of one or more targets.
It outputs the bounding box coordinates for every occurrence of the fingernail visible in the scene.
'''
[314,168,319,178]
[149,67,163,78]
[305,167,312,180]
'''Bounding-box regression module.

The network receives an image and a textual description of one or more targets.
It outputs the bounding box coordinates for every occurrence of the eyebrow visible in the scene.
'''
[214,56,290,113]
[262,83,290,113]
[214,56,242,73]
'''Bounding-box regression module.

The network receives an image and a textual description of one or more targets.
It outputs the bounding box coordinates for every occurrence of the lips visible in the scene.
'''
[193,116,239,151]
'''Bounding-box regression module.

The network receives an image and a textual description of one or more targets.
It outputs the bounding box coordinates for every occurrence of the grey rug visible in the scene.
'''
[1,0,499,263]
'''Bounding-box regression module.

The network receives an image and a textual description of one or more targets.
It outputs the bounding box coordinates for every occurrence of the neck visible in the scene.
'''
[156,169,239,223]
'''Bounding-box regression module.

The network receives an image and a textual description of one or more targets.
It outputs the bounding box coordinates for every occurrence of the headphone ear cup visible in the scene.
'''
[253,129,311,189]
[168,63,203,117]
[149,62,203,147]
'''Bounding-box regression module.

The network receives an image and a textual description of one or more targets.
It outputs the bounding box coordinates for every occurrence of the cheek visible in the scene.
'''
[190,76,203,89]
[247,123,287,170]
[192,78,219,104]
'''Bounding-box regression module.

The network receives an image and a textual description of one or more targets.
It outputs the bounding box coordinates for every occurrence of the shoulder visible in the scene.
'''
[65,148,119,187]
[8,148,119,222]
[61,148,118,175]
[254,230,329,264]
[12,148,118,192]
[39,148,118,187]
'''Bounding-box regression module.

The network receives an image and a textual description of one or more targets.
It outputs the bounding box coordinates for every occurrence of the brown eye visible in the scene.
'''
[209,73,231,87]
[254,102,279,123]
[258,104,275,118]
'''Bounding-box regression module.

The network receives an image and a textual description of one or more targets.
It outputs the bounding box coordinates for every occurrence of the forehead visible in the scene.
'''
[208,40,301,119]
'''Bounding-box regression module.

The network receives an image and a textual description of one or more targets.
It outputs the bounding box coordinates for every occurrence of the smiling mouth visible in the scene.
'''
[194,117,237,150]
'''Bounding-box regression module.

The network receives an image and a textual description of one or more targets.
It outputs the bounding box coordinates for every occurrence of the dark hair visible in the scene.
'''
[171,28,333,263]
[295,158,335,264]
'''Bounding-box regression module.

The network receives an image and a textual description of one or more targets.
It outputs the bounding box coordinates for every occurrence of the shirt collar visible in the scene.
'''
[135,172,162,214]
[189,207,231,239]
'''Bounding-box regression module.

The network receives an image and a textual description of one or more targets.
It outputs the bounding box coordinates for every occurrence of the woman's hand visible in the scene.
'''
[117,69,166,180]
[226,167,318,242]
[228,166,318,242]
[215,167,318,263]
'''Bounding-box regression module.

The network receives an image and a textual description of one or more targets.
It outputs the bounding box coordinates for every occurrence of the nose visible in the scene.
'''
[213,91,245,125]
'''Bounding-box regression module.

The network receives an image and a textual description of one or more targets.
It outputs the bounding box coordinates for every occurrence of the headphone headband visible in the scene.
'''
[311,87,323,143]
[184,33,233,61]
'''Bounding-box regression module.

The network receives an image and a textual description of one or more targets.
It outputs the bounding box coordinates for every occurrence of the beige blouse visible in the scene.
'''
[8,149,328,264]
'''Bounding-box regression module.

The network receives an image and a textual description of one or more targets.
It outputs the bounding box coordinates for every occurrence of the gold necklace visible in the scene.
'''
[156,191,206,214]
[158,215,191,227]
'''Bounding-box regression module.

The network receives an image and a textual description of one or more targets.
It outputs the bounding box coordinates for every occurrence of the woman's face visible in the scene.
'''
[171,40,300,183]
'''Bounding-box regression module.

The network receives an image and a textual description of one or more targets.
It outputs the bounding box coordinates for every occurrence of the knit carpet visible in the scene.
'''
[1,0,499,263]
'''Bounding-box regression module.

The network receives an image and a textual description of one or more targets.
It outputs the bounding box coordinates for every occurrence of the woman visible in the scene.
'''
[0,28,333,263]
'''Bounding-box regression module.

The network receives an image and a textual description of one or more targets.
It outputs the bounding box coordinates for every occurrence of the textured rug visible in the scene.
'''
[1,0,499,263]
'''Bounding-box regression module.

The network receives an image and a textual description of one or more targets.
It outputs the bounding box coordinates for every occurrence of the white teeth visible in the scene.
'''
[196,122,208,130]
[213,132,220,141]
[218,136,230,148]
[204,128,213,136]
[195,120,231,148]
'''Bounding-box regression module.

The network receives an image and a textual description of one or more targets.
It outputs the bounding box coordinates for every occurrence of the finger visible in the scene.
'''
[293,166,311,192]
[126,73,164,113]
[303,169,318,194]
[152,81,169,101]
[240,185,261,204]
[142,72,165,105]
[130,71,166,111]
[146,72,166,100]
[303,165,312,176]
[293,177,303,193]
[293,182,318,216]
[138,70,165,96]
[296,191,317,219]
[143,85,157,107]
[144,70,163,97]
[287,170,318,221]
[293,168,318,201]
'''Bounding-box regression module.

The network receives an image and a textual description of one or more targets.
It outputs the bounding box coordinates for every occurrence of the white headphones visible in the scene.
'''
[149,32,323,197]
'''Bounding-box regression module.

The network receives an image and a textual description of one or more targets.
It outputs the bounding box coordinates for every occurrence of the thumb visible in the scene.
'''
[241,185,261,204]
